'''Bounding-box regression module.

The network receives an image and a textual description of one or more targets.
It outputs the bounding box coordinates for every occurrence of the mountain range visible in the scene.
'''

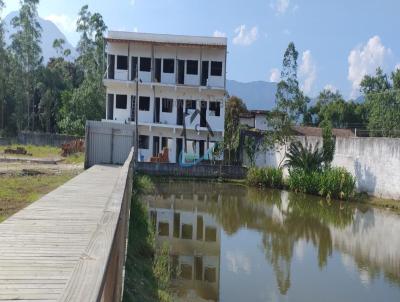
[3,11,276,110]
[3,11,76,63]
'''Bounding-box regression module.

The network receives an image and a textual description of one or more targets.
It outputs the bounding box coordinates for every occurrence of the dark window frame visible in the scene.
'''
[210,61,222,76]
[116,55,128,70]
[138,135,150,149]
[162,98,173,113]
[209,101,221,116]
[163,59,175,74]
[185,100,197,112]
[140,57,151,72]
[139,96,150,111]
[115,94,128,109]
[186,60,198,75]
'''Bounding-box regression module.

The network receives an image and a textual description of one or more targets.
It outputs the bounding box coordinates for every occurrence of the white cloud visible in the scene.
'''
[283,29,291,35]
[299,50,317,95]
[226,250,251,274]
[233,25,258,46]
[213,30,226,38]
[45,14,77,33]
[395,63,400,71]
[130,0,136,6]
[348,35,392,97]
[324,84,337,92]
[269,68,280,82]
[271,0,290,15]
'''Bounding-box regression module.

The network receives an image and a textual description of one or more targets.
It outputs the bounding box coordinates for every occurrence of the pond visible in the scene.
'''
[142,181,400,302]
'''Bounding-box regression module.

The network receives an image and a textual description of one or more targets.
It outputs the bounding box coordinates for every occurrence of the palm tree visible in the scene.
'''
[284,140,324,174]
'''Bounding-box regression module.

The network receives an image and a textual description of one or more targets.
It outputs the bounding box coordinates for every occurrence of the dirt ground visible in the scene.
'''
[0,161,83,176]
[0,160,83,222]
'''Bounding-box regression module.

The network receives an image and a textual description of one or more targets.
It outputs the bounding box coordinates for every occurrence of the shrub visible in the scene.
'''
[247,167,264,186]
[264,167,283,188]
[319,167,355,200]
[287,167,355,200]
[285,140,324,174]
[287,169,320,195]
[247,167,283,189]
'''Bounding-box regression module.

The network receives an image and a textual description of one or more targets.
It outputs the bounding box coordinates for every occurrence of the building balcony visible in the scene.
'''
[103,77,226,93]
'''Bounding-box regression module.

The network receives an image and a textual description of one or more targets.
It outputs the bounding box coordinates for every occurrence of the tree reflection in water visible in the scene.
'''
[149,181,400,298]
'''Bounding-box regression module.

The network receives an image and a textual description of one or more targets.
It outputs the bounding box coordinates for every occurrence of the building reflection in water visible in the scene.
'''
[144,182,400,301]
[146,188,221,302]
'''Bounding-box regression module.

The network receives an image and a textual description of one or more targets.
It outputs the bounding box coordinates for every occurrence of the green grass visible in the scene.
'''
[0,172,78,222]
[123,175,172,302]
[62,152,85,164]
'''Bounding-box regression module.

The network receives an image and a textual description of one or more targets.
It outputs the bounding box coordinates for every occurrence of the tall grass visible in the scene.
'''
[247,167,283,189]
[123,175,172,302]
[288,167,355,200]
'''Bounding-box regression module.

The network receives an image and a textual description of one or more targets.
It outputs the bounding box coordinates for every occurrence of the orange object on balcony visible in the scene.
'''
[150,147,169,163]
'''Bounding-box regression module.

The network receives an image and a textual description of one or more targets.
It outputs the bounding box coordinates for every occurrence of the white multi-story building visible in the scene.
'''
[103,31,227,163]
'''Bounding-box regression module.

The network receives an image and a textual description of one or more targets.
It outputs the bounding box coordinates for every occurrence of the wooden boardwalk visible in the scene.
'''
[0,162,130,301]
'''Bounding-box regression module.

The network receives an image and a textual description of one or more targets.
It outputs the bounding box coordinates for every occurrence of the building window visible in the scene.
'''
[139,96,150,111]
[162,98,173,113]
[139,135,149,149]
[163,59,175,73]
[209,102,220,116]
[115,95,127,109]
[131,57,138,80]
[185,100,196,113]
[210,61,222,76]
[117,55,128,70]
[186,60,198,75]
[140,57,151,72]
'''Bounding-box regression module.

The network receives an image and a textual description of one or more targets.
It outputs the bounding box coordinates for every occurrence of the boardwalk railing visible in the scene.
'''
[60,148,134,302]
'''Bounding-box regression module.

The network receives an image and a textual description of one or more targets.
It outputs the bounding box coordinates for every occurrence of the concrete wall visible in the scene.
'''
[332,137,400,200]
[137,162,247,179]
[245,136,400,200]
[17,131,83,147]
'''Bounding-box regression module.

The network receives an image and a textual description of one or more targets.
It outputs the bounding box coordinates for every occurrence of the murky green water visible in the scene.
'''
[143,181,400,302]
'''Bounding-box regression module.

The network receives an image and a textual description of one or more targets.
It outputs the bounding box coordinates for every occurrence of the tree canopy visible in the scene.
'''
[0,1,106,137]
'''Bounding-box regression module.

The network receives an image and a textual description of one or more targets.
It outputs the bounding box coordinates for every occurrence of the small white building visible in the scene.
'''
[103,31,227,163]
[239,110,270,131]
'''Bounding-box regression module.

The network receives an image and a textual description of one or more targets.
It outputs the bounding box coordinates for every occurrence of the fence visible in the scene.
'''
[137,162,247,179]
[60,148,134,302]
[245,136,400,200]
[85,120,135,169]
[17,131,83,147]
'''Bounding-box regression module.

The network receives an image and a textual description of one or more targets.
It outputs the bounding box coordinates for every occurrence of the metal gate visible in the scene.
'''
[85,121,135,168]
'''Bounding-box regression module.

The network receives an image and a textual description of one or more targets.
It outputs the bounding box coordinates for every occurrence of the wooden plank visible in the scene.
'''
[0,149,134,301]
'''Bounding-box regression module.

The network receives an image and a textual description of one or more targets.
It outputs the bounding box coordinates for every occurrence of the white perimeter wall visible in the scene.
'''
[245,136,400,200]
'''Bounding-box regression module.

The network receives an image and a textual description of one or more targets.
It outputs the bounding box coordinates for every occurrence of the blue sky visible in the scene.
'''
[2,0,400,98]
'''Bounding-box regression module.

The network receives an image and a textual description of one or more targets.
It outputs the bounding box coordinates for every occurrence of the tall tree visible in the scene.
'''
[275,42,308,124]
[321,118,335,167]
[57,5,107,135]
[224,96,247,163]
[10,0,42,131]
[265,42,308,166]
[0,0,7,132]
[361,68,400,137]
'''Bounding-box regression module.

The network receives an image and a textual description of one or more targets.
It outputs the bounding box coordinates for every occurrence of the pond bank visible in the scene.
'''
[123,175,172,302]
[143,179,400,301]
[148,174,400,212]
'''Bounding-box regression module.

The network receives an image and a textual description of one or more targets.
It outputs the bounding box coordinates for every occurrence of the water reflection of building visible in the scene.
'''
[147,193,221,302]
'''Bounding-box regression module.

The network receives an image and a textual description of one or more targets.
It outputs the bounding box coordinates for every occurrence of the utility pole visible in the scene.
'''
[134,59,139,164]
